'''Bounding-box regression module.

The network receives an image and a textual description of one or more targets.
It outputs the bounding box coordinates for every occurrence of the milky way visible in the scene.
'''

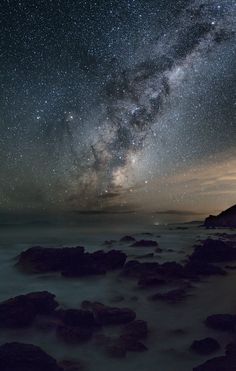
[0,0,235,212]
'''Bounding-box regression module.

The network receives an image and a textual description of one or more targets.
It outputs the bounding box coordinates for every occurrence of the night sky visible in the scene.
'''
[0,0,236,214]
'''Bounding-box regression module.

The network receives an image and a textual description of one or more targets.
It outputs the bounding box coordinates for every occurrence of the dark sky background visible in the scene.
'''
[0,0,236,214]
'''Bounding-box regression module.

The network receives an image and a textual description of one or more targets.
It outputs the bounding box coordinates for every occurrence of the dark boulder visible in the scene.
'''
[17,246,85,273]
[120,236,136,243]
[122,320,148,339]
[190,337,220,355]
[204,204,236,228]
[131,240,158,247]
[189,239,236,263]
[82,302,136,325]
[0,342,62,371]
[185,261,226,276]
[57,324,93,344]
[119,334,148,352]
[205,314,236,331]
[58,359,84,371]
[0,291,58,328]
[193,356,236,371]
[149,289,187,303]
[138,275,166,287]
[56,309,96,327]
[17,246,126,276]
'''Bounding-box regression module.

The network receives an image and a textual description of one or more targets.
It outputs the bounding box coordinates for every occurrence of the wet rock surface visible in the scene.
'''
[0,342,63,371]
[190,337,220,355]
[193,342,236,371]
[205,314,236,332]
[0,291,58,328]
[189,238,236,263]
[131,239,158,247]
[17,246,127,276]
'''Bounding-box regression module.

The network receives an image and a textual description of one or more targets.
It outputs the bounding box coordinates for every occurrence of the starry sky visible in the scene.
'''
[0,0,236,215]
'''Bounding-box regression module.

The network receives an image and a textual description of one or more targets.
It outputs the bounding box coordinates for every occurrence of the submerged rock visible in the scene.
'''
[56,309,96,327]
[122,320,148,339]
[205,314,236,331]
[120,235,136,243]
[57,324,93,344]
[131,240,158,247]
[58,359,84,371]
[0,291,58,328]
[149,289,188,303]
[193,341,236,370]
[0,342,62,371]
[17,246,127,276]
[204,204,236,228]
[81,301,136,325]
[189,239,236,263]
[190,338,220,355]
[138,275,166,287]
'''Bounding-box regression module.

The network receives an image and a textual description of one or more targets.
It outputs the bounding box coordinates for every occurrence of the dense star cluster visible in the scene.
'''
[0,0,236,212]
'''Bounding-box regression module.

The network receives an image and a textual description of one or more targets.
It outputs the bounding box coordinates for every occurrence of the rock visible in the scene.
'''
[58,360,84,371]
[57,324,93,344]
[193,341,236,370]
[205,314,236,331]
[56,309,96,327]
[17,246,85,273]
[25,291,59,314]
[225,342,236,358]
[138,253,154,259]
[159,262,187,278]
[204,204,236,228]
[17,246,127,276]
[82,302,136,325]
[106,334,147,358]
[185,261,226,276]
[189,238,236,263]
[138,275,166,287]
[106,343,127,358]
[123,260,161,278]
[103,240,116,246]
[0,342,62,371]
[131,240,158,247]
[193,356,236,371]
[0,291,58,328]
[122,320,148,339]
[190,338,220,355]
[149,289,187,303]
[120,236,136,243]
[119,334,148,352]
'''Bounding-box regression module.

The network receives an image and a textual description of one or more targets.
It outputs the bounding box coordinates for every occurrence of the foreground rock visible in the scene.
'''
[105,321,148,358]
[204,204,236,228]
[131,240,158,247]
[189,239,236,263]
[205,314,236,331]
[0,291,58,328]
[81,301,136,325]
[123,259,224,285]
[149,289,188,303]
[17,246,127,276]
[120,236,136,243]
[193,342,236,371]
[190,338,220,355]
[0,342,62,371]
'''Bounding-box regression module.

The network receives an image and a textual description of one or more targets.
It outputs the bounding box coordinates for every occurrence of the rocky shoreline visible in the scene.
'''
[1,208,236,370]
